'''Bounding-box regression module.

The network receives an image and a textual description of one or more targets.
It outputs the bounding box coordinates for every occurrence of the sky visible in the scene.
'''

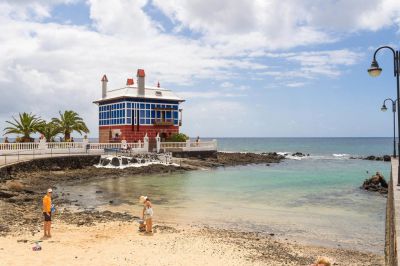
[1,0,400,138]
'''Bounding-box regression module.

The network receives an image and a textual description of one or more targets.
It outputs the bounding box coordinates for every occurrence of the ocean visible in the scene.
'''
[61,137,391,253]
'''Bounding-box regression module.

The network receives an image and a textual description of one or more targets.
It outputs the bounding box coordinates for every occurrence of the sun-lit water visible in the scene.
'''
[60,138,391,253]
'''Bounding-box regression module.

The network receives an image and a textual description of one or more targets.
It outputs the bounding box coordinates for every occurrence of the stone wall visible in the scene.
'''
[386,168,398,266]
[0,155,100,181]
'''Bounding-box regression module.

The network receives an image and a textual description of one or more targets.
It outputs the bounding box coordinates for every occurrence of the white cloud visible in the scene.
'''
[0,0,399,138]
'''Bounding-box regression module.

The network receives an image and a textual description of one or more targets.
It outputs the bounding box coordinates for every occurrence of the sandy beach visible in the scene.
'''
[0,218,384,266]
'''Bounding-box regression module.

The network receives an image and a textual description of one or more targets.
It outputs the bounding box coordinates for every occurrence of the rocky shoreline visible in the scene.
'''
[0,152,285,236]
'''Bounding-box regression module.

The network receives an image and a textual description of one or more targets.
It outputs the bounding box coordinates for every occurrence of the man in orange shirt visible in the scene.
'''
[43,188,52,238]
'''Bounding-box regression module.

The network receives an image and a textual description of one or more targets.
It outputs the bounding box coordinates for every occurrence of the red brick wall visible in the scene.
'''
[99,125,179,143]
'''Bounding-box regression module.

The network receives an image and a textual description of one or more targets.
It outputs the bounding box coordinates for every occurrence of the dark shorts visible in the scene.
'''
[43,212,51,221]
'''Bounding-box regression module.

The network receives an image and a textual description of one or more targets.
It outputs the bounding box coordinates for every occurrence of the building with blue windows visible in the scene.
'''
[93,69,184,143]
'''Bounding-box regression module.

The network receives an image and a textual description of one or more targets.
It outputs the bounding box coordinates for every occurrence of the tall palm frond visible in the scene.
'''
[4,112,43,142]
[52,110,89,141]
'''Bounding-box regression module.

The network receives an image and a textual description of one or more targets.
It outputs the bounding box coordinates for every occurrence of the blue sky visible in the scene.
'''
[1,0,400,137]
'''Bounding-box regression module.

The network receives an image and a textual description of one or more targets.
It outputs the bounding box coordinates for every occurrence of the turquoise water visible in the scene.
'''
[211,137,393,156]
[62,138,391,253]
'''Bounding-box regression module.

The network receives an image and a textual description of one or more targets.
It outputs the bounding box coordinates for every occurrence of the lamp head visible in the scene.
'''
[381,104,388,112]
[368,59,382,77]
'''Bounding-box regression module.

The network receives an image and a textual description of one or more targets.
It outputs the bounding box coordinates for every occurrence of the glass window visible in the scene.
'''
[151,111,155,118]
[174,119,178,125]
[127,109,131,117]
[140,119,145,124]
[122,103,125,108]
[150,119,154,124]
[151,104,155,109]
[173,111,178,118]
[127,102,131,108]
[166,112,171,119]
[140,110,145,117]
[146,104,150,109]
[146,110,150,117]
[173,105,178,110]
[127,118,131,124]
[140,103,145,109]
[146,119,150,124]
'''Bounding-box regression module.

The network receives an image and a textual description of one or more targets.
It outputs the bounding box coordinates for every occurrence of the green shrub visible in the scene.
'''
[167,133,189,142]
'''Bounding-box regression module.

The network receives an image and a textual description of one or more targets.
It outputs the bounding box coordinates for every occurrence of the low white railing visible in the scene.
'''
[0,136,217,157]
[48,142,84,149]
[158,139,217,152]
[0,138,148,156]
[0,142,39,151]
[160,142,187,149]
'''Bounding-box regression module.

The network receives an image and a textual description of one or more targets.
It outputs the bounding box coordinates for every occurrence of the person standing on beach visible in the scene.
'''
[140,196,153,233]
[43,188,52,238]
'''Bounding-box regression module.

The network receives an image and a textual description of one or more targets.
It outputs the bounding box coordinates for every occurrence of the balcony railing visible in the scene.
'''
[153,118,174,126]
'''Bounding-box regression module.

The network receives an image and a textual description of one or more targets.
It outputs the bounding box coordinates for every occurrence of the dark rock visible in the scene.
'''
[292,152,305,157]
[0,190,18,198]
[140,159,146,164]
[121,158,129,165]
[101,158,110,166]
[383,155,391,162]
[110,158,120,167]
[365,156,376,161]
[109,200,114,204]
[129,158,138,164]
[95,191,103,194]
[361,172,388,194]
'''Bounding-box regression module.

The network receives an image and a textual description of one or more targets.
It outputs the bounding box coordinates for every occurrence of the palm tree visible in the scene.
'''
[37,121,61,142]
[52,110,89,141]
[4,112,43,142]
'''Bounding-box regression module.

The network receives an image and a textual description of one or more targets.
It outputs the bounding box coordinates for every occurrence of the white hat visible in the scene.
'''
[139,196,147,204]
[47,188,52,193]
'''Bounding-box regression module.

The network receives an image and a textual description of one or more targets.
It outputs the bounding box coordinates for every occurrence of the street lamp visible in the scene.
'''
[368,45,400,185]
[381,98,397,158]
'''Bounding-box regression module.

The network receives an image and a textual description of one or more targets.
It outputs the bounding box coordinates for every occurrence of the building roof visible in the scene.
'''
[93,85,185,104]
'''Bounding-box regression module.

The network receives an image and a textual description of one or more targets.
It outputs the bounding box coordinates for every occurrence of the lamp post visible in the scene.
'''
[381,98,397,158]
[368,45,400,185]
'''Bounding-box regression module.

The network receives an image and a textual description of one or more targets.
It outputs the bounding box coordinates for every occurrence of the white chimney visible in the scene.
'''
[101,74,108,98]
[137,69,145,96]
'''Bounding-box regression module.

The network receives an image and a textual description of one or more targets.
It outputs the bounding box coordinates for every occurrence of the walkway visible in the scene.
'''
[390,158,400,265]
